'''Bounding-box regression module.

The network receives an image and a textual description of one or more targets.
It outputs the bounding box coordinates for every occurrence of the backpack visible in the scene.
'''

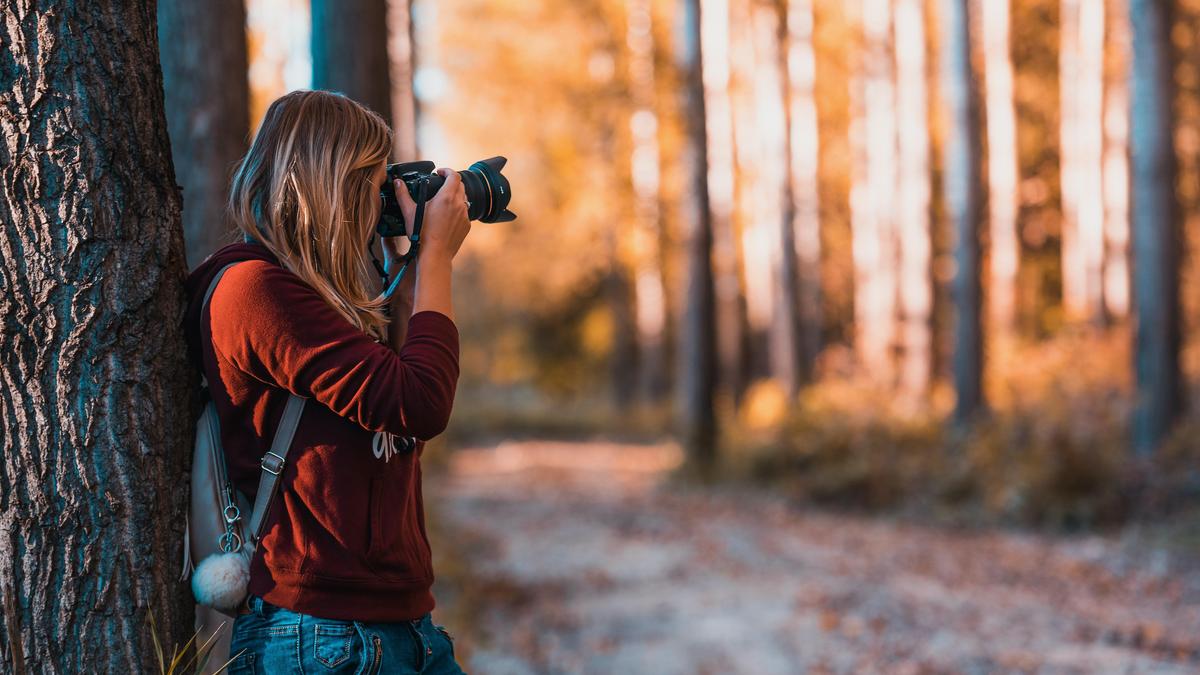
[178,261,307,616]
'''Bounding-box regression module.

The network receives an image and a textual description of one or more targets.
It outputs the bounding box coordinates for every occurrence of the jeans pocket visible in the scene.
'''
[224,648,255,675]
[313,623,357,669]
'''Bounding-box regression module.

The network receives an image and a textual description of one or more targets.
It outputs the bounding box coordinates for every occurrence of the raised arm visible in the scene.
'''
[209,260,460,440]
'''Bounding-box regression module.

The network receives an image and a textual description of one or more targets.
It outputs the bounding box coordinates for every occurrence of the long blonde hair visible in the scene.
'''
[229,89,392,341]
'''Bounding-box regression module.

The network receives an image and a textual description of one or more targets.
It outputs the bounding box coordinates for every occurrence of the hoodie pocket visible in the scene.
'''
[365,475,432,582]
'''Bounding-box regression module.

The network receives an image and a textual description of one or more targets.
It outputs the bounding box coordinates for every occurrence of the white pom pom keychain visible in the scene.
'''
[191,550,251,611]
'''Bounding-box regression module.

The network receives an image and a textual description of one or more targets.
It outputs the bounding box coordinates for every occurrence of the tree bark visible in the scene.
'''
[940,0,985,423]
[159,0,250,270]
[0,1,194,671]
[1129,0,1182,454]
[312,0,393,123]
[679,0,719,474]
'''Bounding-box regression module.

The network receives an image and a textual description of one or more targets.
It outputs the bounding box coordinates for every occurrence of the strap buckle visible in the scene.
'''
[261,451,286,476]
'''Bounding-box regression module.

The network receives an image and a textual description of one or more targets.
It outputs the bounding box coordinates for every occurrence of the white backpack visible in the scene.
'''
[178,261,307,616]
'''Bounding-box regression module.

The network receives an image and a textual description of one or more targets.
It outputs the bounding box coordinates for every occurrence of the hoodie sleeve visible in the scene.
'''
[207,260,459,440]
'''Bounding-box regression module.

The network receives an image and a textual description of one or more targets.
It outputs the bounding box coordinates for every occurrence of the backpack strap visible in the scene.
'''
[201,261,307,550]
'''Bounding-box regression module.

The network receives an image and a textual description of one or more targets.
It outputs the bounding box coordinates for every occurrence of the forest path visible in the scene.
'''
[429,440,1200,674]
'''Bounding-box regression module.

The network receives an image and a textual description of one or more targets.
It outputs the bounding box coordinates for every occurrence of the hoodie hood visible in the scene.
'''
[184,242,282,375]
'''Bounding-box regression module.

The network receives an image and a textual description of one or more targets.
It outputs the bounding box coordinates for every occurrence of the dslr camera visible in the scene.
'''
[377,156,516,237]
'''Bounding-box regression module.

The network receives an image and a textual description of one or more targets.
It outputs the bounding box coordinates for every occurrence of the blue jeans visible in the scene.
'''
[226,593,466,674]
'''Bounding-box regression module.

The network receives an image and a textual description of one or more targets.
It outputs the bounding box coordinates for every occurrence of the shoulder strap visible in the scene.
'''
[201,261,307,550]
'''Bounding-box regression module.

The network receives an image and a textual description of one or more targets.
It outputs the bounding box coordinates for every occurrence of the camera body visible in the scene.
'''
[377,156,516,238]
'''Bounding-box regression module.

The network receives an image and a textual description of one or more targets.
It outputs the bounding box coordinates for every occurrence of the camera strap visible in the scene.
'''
[380,177,429,301]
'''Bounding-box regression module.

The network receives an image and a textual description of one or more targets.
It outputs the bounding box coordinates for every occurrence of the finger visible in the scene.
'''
[394,178,417,213]
[435,168,462,200]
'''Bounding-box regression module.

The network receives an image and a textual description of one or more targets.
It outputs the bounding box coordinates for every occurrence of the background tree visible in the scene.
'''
[851,0,899,386]
[1059,0,1107,323]
[770,0,822,396]
[678,0,720,473]
[389,0,420,160]
[1129,0,1183,454]
[981,0,1021,338]
[159,0,251,269]
[0,1,193,670]
[312,0,393,122]
[893,0,933,400]
[940,0,985,423]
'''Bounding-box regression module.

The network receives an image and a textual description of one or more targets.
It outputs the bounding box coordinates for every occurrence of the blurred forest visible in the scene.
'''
[179,0,1200,530]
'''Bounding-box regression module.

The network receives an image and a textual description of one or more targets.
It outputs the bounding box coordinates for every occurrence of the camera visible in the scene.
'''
[377,156,516,238]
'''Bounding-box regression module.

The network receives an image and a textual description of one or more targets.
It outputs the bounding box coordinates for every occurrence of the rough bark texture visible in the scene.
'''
[940,0,985,423]
[159,0,250,270]
[1129,0,1182,454]
[679,0,718,474]
[312,0,393,123]
[0,1,194,671]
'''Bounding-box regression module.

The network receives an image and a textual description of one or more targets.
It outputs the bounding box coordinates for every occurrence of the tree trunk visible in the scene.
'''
[731,0,777,383]
[678,0,719,474]
[1102,0,1131,320]
[312,0,393,122]
[626,0,669,402]
[852,0,899,385]
[388,0,419,160]
[1060,0,1108,322]
[940,0,985,423]
[0,2,194,671]
[773,0,822,396]
[1129,0,1182,454]
[701,0,750,403]
[893,0,933,400]
[159,0,250,270]
[981,0,1020,337]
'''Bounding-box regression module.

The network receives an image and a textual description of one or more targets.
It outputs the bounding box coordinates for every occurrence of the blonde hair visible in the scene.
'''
[229,89,392,341]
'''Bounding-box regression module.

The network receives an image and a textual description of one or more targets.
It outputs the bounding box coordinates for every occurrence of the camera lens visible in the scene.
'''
[461,156,515,223]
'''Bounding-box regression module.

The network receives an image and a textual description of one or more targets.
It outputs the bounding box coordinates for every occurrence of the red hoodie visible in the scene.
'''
[184,242,459,621]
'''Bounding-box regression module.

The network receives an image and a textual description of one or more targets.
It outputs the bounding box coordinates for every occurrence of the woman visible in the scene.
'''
[183,89,469,673]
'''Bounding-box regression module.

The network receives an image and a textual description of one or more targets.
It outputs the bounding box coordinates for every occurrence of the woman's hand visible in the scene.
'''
[392,168,471,321]
[417,168,471,263]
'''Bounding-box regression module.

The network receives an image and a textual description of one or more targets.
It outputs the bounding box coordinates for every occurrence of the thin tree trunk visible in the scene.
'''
[0,2,194,670]
[701,0,749,403]
[940,0,985,423]
[312,0,393,122]
[893,0,933,399]
[626,0,669,403]
[773,0,822,396]
[733,0,776,380]
[852,0,899,385]
[159,0,250,270]
[981,0,1020,337]
[388,0,419,160]
[1060,0,1107,322]
[679,0,719,474]
[1129,0,1182,454]
[1102,0,1131,320]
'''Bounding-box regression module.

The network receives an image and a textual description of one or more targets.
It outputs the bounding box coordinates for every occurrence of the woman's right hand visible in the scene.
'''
[398,168,471,321]
[396,168,471,263]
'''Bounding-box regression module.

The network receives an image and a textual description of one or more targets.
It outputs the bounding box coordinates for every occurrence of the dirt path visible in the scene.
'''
[429,440,1200,674]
